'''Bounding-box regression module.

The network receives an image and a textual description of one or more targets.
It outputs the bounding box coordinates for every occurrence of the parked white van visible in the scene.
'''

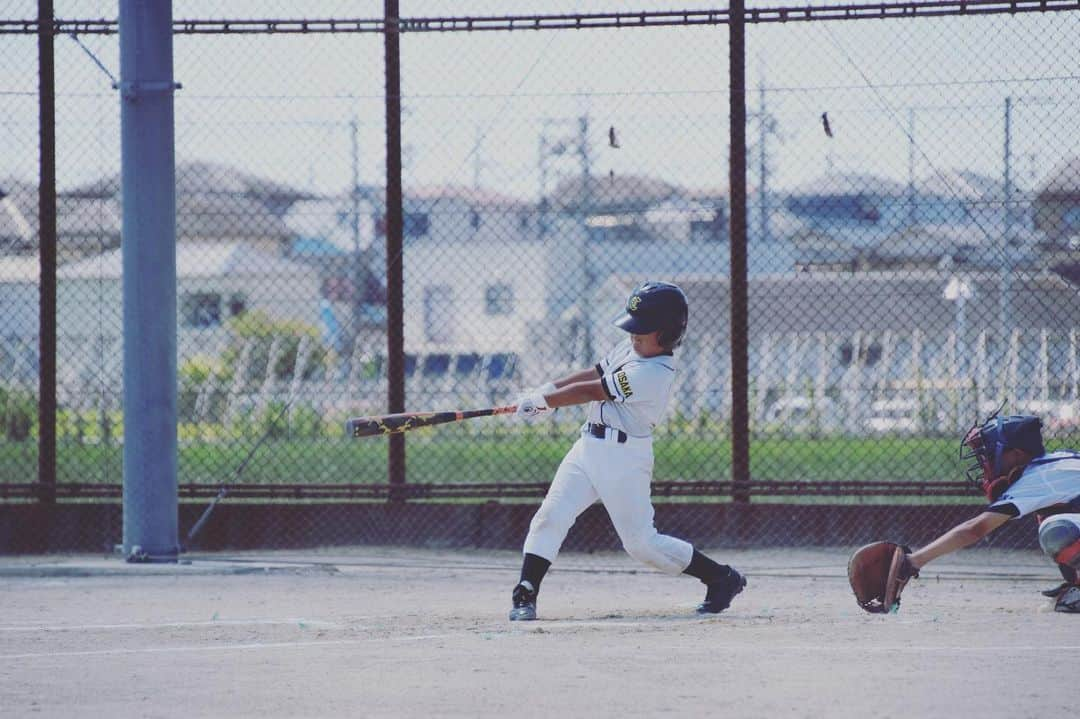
[763,397,839,434]
[867,399,920,434]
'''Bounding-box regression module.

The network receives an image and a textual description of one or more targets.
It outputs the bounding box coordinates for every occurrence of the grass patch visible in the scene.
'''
[0,434,998,488]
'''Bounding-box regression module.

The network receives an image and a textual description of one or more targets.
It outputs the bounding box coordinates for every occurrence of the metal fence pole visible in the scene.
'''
[384,0,407,499]
[729,0,751,504]
[119,0,179,561]
[36,0,56,506]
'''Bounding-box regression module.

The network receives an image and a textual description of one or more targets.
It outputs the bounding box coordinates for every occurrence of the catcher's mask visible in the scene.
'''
[613,281,689,349]
[960,409,1045,501]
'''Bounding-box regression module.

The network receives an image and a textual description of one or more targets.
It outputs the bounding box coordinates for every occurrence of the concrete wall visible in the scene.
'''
[0,501,1043,554]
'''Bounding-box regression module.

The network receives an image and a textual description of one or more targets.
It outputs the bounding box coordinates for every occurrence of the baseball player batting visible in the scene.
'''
[507,281,746,621]
[850,410,1080,614]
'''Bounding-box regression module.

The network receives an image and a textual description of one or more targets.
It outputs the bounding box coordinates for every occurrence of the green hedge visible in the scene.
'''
[0,435,992,488]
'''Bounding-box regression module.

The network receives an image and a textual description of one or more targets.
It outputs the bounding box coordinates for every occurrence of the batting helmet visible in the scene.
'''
[613,281,689,349]
[961,411,1045,500]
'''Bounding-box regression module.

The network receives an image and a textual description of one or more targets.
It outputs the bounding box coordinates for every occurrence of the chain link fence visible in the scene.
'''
[1,1,1078,559]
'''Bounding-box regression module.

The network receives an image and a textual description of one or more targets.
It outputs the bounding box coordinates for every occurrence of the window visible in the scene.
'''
[182,292,221,329]
[1063,206,1080,232]
[404,212,430,238]
[838,341,882,367]
[484,353,517,380]
[423,285,455,344]
[422,354,451,377]
[454,353,481,376]
[484,284,514,316]
[227,293,246,318]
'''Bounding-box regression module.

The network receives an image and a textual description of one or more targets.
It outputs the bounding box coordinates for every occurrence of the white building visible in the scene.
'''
[400,186,545,356]
[0,256,41,385]
[47,242,322,388]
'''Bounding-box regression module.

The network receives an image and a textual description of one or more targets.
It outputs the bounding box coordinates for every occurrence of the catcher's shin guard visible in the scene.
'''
[1039,517,1080,571]
[1054,585,1080,613]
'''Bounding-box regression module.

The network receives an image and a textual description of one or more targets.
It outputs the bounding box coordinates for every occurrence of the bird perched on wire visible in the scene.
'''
[821,112,834,138]
[608,126,621,149]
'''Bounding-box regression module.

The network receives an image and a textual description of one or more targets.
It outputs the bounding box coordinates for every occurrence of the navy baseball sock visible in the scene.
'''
[683,549,732,584]
[519,553,551,592]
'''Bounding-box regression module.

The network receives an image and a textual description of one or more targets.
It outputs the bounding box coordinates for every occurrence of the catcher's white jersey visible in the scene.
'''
[587,338,677,438]
[988,451,1080,518]
[522,338,693,575]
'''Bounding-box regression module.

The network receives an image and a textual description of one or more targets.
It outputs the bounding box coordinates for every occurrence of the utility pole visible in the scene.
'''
[349,115,365,347]
[119,0,179,560]
[907,109,917,227]
[577,115,594,361]
[750,60,781,247]
[473,124,485,190]
[1000,96,1013,343]
[537,115,594,360]
[757,73,769,245]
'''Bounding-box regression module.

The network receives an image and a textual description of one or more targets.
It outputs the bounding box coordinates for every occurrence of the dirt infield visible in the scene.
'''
[0,547,1071,718]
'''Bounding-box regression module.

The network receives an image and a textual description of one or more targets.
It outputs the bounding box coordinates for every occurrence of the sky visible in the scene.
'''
[1,1,1078,201]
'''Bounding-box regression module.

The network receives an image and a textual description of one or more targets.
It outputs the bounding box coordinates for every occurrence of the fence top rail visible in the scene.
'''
[2,1,1076,35]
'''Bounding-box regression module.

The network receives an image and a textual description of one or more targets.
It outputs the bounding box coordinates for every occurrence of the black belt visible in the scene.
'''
[586,423,627,444]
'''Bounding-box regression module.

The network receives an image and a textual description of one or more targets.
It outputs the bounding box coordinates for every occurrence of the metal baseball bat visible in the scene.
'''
[346,405,517,438]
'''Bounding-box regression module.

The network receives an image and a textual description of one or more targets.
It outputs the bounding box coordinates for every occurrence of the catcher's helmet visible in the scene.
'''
[961,410,1045,499]
[613,281,689,349]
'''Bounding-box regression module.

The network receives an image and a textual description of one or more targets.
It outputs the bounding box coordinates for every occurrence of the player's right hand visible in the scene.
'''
[513,391,548,419]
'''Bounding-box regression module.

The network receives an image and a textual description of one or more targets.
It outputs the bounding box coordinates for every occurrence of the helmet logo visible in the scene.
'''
[628,295,641,312]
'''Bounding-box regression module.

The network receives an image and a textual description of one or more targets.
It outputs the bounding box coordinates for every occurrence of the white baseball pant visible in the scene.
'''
[523,431,693,574]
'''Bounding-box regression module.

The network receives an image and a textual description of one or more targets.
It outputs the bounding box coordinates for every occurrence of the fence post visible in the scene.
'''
[384,0,407,501]
[36,0,57,505]
[729,0,751,504]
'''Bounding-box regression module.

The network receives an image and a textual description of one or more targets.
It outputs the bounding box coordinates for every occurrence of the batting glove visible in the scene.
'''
[536,381,557,396]
[514,391,549,419]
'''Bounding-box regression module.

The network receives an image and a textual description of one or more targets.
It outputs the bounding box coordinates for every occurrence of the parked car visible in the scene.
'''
[867,399,920,434]
[763,397,839,435]
[1011,400,1080,432]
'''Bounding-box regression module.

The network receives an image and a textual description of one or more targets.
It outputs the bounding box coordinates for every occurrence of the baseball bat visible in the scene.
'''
[346,405,517,438]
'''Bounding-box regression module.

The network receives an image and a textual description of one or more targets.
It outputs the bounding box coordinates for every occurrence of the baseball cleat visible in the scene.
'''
[509,582,537,621]
[1041,581,1071,598]
[697,568,747,615]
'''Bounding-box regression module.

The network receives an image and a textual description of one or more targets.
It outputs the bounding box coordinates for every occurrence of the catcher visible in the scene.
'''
[849,411,1080,614]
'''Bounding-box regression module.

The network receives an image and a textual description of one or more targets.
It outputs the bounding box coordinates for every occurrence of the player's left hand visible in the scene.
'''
[847,541,918,614]
[514,391,548,419]
[896,551,919,582]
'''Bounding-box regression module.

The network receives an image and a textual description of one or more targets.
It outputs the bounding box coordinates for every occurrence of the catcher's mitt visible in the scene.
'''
[847,541,919,614]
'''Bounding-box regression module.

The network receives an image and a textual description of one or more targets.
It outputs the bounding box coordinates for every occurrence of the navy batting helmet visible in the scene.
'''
[613,281,689,349]
[961,410,1045,499]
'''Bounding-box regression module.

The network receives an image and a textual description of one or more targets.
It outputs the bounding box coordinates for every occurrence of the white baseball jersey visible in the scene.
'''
[587,338,677,438]
[522,337,693,575]
[987,451,1080,519]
